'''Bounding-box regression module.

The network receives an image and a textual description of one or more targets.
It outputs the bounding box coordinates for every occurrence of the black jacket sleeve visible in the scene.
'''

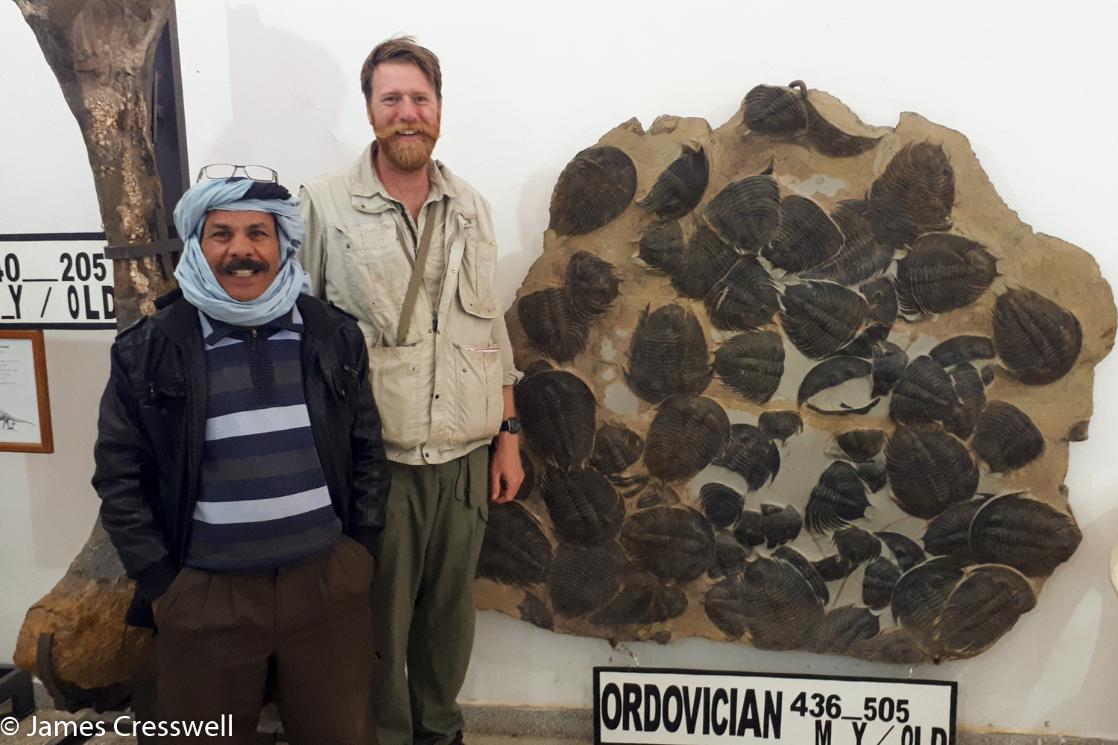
[346,329,391,560]
[91,341,177,602]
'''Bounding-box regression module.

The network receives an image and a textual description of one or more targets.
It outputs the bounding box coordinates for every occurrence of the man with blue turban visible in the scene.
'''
[93,174,390,744]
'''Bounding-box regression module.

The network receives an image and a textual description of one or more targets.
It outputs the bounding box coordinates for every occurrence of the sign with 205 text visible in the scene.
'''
[594,668,955,745]
[0,234,116,329]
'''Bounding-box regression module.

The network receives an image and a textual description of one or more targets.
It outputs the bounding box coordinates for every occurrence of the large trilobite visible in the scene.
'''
[804,201,894,285]
[705,557,824,649]
[517,288,590,362]
[637,143,709,220]
[541,465,625,546]
[971,401,1045,473]
[516,370,596,468]
[590,423,645,475]
[704,256,780,331]
[779,281,868,359]
[549,146,637,236]
[638,220,684,275]
[713,330,785,404]
[671,224,740,299]
[932,565,1036,657]
[620,506,715,583]
[644,395,730,481]
[867,142,955,248]
[992,288,1083,385]
[762,195,843,273]
[968,494,1082,577]
[896,232,997,315]
[885,425,978,519]
[548,542,628,617]
[626,304,712,404]
[705,172,782,253]
[565,251,620,319]
[889,355,957,425]
[477,502,554,586]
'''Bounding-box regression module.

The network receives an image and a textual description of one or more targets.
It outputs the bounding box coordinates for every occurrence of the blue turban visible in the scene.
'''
[172,178,310,327]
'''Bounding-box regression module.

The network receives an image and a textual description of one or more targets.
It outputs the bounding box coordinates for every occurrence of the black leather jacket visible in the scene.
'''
[92,291,390,628]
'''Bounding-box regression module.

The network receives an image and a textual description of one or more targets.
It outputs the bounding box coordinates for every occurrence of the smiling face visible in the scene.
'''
[200,210,281,301]
[367,61,441,172]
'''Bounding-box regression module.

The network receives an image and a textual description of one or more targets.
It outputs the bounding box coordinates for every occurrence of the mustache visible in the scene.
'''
[375,121,438,141]
[217,257,270,274]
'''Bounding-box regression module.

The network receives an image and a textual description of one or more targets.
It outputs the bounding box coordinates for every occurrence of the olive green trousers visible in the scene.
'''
[371,447,489,745]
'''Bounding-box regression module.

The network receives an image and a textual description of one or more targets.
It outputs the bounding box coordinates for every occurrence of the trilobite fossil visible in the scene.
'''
[712,423,780,491]
[705,172,782,253]
[886,425,978,519]
[626,303,712,404]
[565,251,620,319]
[637,143,709,220]
[549,146,637,236]
[704,256,780,331]
[477,502,554,586]
[713,330,785,404]
[540,465,625,546]
[620,506,715,583]
[516,370,597,468]
[763,196,843,274]
[992,288,1082,385]
[867,142,955,248]
[971,401,1045,473]
[517,288,590,363]
[896,233,997,315]
[644,395,730,482]
[780,281,868,359]
[805,461,870,533]
[590,423,645,475]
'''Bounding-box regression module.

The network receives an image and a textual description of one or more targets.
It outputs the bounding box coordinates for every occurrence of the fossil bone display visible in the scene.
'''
[476,82,1116,663]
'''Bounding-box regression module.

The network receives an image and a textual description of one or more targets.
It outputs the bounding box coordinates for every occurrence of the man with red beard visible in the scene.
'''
[299,37,524,745]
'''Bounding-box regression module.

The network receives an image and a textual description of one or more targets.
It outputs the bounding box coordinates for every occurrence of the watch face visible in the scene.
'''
[506,417,522,434]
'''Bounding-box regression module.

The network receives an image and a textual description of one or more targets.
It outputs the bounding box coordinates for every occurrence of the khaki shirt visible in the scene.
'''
[299,144,522,465]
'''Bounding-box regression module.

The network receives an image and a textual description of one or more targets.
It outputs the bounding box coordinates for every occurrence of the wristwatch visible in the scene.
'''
[499,417,522,434]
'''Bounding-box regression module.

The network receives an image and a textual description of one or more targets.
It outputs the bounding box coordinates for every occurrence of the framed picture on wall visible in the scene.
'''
[0,330,53,453]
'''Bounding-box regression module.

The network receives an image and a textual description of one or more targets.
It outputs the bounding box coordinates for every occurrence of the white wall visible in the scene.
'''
[3,0,1117,737]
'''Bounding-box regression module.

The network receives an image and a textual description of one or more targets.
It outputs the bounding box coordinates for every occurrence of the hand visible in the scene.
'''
[489,435,524,504]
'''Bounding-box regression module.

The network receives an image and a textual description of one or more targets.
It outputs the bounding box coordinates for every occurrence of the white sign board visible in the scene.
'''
[594,668,956,745]
[0,233,116,329]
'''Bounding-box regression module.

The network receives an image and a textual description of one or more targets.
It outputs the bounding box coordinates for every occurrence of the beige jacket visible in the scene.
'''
[299,144,521,465]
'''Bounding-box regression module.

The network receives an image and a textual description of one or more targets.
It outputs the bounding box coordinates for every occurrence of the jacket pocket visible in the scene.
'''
[452,341,503,444]
[133,378,186,466]
[368,342,426,450]
[457,234,499,319]
[330,223,409,334]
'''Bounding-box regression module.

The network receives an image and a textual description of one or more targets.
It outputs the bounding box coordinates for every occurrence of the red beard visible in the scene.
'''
[374,120,440,172]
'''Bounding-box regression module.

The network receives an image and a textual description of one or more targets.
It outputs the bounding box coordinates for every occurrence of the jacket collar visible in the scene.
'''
[152,290,341,344]
[349,141,458,205]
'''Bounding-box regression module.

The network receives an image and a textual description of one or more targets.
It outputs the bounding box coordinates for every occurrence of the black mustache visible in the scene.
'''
[218,257,270,274]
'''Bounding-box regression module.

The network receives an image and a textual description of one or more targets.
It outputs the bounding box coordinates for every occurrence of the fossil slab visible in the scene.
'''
[476,83,1116,662]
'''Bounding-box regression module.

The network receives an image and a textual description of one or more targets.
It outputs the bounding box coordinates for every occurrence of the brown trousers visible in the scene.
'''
[154,536,375,744]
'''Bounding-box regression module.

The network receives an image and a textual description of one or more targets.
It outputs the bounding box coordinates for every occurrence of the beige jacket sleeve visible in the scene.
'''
[298,186,327,300]
[495,310,522,387]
